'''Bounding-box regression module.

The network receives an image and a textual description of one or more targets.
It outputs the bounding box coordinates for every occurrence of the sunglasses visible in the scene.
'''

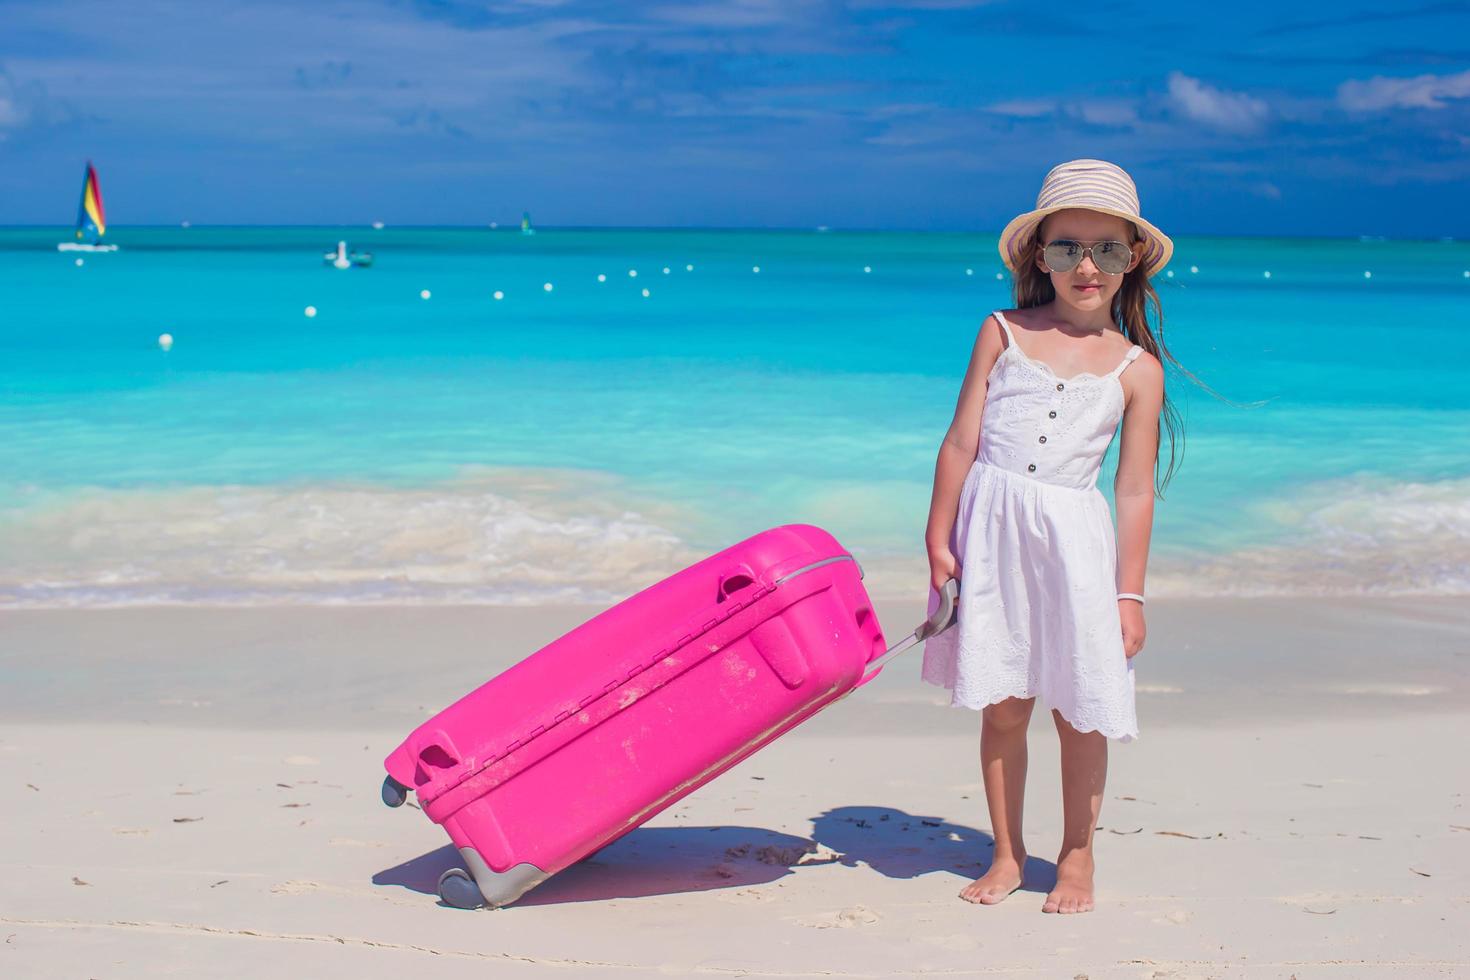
[1041,239,1135,276]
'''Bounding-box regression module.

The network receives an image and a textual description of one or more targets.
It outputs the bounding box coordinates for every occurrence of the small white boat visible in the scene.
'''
[57,161,119,252]
[323,240,373,268]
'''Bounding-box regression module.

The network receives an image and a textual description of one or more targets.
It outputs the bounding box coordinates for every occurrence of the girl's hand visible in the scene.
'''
[1119,601,1145,658]
[928,547,961,600]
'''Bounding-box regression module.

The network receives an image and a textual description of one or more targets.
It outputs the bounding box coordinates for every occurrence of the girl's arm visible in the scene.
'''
[1114,353,1164,601]
[925,314,1004,561]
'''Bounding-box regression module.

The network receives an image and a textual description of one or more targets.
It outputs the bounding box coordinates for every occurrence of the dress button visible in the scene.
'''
[1056,382,1064,391]
[1027,463,1037,472]
[1048,410,1057,418]
[1039,435,1047,443]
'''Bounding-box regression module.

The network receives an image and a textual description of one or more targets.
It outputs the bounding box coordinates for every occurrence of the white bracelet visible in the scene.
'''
[1117,593,1145,604]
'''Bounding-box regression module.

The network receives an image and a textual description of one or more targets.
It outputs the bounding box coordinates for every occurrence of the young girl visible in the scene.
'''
[921,159,1185,915]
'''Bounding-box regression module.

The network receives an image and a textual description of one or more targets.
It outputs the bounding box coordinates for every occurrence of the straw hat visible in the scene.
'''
[998,159,1173,279]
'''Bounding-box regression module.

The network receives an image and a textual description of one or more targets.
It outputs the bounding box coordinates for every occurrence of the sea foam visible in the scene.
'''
[0,467,706,607]
[3,469,1468,607]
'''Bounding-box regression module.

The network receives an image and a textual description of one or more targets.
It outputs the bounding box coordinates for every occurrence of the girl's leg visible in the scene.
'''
[960,696,1035,905]
[1043,709,1107,913]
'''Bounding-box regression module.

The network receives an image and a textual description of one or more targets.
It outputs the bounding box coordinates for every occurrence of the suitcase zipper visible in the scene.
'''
[774,554,861,584]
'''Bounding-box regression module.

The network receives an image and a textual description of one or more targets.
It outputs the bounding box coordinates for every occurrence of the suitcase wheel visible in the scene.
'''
[381,775,409,808]
[438,867,486,910]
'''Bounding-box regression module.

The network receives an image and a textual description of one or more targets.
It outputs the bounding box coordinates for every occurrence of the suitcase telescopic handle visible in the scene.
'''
[859,578,958,680]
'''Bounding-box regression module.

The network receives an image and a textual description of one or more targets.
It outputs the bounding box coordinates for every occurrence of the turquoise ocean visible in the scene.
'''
[3,227,1468,607]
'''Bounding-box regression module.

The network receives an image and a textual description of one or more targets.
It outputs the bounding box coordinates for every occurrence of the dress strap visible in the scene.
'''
[991,310,1017,349]
[1108,345,1144,379]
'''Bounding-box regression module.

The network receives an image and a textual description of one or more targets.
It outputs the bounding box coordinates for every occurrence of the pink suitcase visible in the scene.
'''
[381,523,956,909]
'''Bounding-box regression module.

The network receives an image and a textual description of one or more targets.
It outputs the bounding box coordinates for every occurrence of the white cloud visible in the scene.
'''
[983,98,1055,118]
[983,96,1139,130]
[847,0,997,7]
[0,1,607,145]
[863,121,957,147]
[1075,99,1139,128]
[1337,68,1470,111]
[646,0,817,29]
[1166,71,1269,134]
[867,102,941,120]
[0,66,48,135]
[0,94,19,130]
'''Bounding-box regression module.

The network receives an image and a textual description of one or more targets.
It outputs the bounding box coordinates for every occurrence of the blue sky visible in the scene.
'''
[1,0,1468,235]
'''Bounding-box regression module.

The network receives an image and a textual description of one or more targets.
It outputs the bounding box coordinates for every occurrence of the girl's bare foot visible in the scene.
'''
[959,853,1026,905]
[1041,847,1094,913]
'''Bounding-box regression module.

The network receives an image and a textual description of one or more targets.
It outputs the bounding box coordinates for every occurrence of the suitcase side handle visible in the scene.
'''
[412,730,463,787]
[717,565,759,602]
[857,578,958,684]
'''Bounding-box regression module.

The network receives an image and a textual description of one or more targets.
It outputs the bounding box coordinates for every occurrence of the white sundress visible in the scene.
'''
[921,309,1141,741]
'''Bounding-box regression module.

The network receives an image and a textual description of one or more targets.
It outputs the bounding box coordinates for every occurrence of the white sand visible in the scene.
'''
[2,598,1467,977]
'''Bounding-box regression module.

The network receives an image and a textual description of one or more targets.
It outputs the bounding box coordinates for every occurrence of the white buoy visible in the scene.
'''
[1166,269,1174,278]
[686,264,694,272]
[1263,270,1272,279]
[493,290,504,301]
[628,269,638,278]
[1363,270,1372,279]
[863,265,872,274]
[641,287,650,297]
[1463,270,1469,278]
[74,258,84,267]
[1190,265,1199,274]
[158,333,173,352]
[752,265,761,273]
[304,306,318,318]
[420,289,431,300]
[965,268,974,276]
[372,220,384,230]
[543,282,553,292]
[597,273,607,282]
[995,272,1003,280]
[662,266,671,275]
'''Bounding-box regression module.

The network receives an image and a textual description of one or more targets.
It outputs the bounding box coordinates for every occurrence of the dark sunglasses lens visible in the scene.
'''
[1043,241,1082,272]
[1094,241,1132,274]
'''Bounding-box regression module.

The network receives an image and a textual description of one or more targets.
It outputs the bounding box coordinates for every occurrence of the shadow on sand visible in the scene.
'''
[375,805,1056,907]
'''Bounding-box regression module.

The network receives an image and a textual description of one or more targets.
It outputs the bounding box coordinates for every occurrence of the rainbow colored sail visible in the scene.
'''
[74,161,106,242]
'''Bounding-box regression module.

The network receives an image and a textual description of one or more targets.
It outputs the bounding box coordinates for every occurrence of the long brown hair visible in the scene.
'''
[1010,216,1219,499]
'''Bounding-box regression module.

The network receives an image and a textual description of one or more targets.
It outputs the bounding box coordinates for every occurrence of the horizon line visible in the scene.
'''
[0,223,1461,243]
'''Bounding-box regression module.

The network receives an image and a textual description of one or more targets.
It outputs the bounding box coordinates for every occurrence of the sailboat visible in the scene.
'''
[521,211,535,236]
[57,161,119,253]
[322,240,373,268]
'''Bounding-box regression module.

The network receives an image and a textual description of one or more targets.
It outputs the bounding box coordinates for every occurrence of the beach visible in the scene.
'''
[4,595,1467,978]
[7,3,1470,975]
